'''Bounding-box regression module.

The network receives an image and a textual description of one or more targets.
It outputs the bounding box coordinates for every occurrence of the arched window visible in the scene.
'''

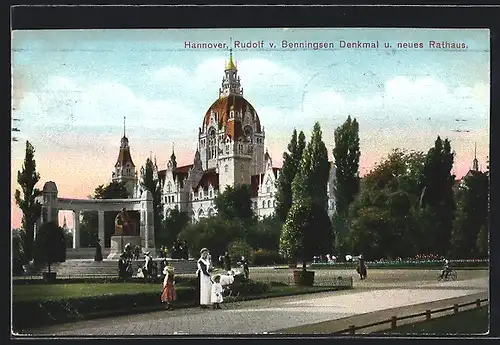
[240,163,244,172]
[208,128,217,159]
[167,182,172,193]
[262,200,265,208]
[198,209,205,218]
[267,200,271,208]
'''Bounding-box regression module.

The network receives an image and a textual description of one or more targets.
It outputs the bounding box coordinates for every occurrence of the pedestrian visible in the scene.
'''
[161,261,176,310]
[211,275,223,310]
[197,248,213,309]
[94,238,103,262]
[241,256,249,279]
[224,252,232,271]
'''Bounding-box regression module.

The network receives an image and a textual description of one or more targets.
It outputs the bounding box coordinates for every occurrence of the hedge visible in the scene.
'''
[12,279,269,331]
[310,259,488,269]
[13,275,199,286]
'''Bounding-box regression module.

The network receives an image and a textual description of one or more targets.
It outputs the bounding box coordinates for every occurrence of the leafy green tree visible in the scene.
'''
[214,184,254,224]
[247,215,282,251]
[476,224,488,258]
[450,170,489,259]
[227,239,254,263]
[142,158,164,246]
[291,122,330,209]
[275,129,306,223]
[178,217,246,260]
[332,116,361,253]
[12,229,26,275]
[33,221,66,274]
[79,181,130,247]
[15,140,42,263]
[160,208,190,248]
[347,149,426,259]
[420,136,456,256]
[333,115,361,215]
[280,122,333,269]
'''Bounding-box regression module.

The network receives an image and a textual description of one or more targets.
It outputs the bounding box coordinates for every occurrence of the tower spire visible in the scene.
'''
[123,116,126,137]
[472,141,479,171]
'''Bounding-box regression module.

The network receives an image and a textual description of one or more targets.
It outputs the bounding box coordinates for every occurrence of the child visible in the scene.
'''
[160,261,176,310]
[211,275,223,309]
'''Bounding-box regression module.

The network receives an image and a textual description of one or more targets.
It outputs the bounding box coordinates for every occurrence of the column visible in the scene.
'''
[144,210,149,249]
[98,211,105,246]
[73,210,81,249]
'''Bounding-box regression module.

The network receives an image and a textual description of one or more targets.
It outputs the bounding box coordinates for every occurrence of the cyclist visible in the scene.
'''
[439,259,452,279]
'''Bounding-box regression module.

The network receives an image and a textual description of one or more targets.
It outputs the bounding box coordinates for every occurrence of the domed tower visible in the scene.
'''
[112,116,138,197]
[198,49,266,188]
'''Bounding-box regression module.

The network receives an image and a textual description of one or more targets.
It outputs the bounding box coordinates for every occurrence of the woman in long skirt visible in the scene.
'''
[161,262,176,310]
[197,248,212,308]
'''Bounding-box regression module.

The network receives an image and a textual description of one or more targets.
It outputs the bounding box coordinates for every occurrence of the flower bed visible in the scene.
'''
[310,259,488,269]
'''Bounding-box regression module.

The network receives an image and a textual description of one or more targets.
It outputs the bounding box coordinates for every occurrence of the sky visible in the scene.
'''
[11,28,490,229]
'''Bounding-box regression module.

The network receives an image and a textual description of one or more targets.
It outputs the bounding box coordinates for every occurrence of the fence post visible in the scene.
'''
[453,304,459,314]
[425,310,431,320]
[349,325,356,335]
[391,316,397,329]
[476,299,481,308]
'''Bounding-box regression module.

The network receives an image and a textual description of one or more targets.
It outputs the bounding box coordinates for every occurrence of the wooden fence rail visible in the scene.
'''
[335,298,488,335]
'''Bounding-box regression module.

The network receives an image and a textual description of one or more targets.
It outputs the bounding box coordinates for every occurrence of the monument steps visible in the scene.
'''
[28,258,197,277]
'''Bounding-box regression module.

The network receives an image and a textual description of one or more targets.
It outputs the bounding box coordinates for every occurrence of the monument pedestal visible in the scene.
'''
[107,235,142,259]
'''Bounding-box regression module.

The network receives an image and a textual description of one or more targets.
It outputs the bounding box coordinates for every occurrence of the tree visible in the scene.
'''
[160,208,190,248]
[476,224,488,258]
[15,140,42,263]
[247,215,282,251]
[178,217,246,260]
[450,170,489,259]
[347,149,426,260]
[275,129,306,223]
[420,136,456,256]
[79,181,130,247]
[333,115,361,215]
[12,229,26,275]
[279,201,332,269]
[280,122,333,269]
[142,158,164,246]
[214,184,254,224]
[227,239,254,263]
[332,116,361,253]
[33,221,66,274]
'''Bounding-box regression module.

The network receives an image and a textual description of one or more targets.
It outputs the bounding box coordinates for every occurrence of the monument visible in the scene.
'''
[37,182,156,259]
[108,207,141,259]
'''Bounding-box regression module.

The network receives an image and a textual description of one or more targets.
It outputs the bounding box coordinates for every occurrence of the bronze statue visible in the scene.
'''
[114,208,137,236]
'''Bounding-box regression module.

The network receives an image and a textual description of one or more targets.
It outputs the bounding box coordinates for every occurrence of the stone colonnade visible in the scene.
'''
[36,181,155,251]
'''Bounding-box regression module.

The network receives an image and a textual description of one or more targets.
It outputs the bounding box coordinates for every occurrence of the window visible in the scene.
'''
[240,163,244,172]
[224,165,228,173]
[199,190,203,199]
[267,200,271,208]
[208,129,217,159]
[167,182,172,193]
[266,186,271,193]
[253,202,257,209]
[262,200,265,208]
[165,196,168,203]
[209,190,213,198]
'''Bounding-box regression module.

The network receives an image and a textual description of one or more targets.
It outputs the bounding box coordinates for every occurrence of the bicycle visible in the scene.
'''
[437,268,458,281]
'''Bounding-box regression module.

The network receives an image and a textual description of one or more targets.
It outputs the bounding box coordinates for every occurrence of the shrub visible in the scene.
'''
[253,249,286,266]
[33,221,66,274]
[237,279,269,295]
[228,239,254,263]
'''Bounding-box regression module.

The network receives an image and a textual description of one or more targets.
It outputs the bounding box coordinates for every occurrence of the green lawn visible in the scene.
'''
[13,282,342,303]
[13,283,166,302]
[381,306,489,335]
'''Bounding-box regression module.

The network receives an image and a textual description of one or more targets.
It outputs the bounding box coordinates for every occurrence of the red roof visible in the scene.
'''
[158,164,193,188]
[202,95,262,136]
[114,145,135,168]
[193,169,219,191]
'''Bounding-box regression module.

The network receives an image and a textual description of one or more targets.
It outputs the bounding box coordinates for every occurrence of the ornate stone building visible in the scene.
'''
[113,50,337,222]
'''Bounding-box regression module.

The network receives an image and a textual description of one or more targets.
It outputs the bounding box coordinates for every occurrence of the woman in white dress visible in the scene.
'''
[197,248,212,309]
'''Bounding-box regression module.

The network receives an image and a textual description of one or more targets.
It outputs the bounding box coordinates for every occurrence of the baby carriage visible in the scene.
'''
[214,269,245,297]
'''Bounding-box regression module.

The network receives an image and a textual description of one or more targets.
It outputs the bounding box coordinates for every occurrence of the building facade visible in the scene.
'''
[112,50,337,222]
